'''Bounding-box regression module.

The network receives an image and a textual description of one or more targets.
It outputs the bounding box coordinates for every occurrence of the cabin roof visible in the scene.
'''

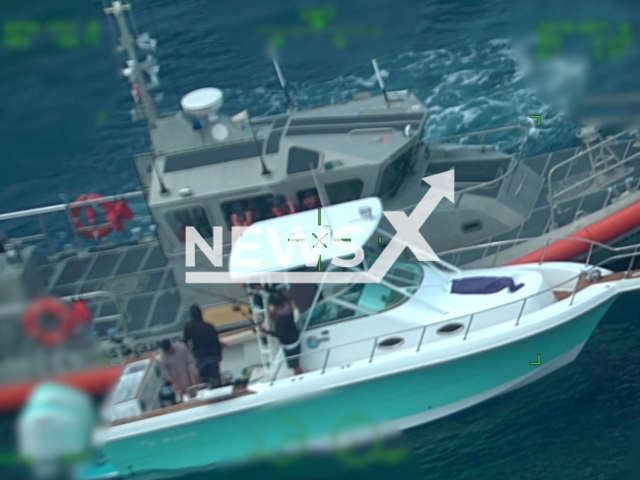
[146,91,427,207]
[229,197,382,274]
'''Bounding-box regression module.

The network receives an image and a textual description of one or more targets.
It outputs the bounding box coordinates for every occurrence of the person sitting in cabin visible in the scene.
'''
[259,292,303,376]
[159,339,199,400]
[229,202,254,227]
[183,304,223,388]
[178,225,187,243]
[301,191,321,211]
[271,194,297,217]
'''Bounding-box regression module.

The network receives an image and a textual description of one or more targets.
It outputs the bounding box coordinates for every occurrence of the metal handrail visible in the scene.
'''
[547,129,632,200]
[402,125,530,212]
[59,290,131,337]
[437,234,640,261]
[0,191,145,221]
[546,130,640,227]
[267,235,640,385]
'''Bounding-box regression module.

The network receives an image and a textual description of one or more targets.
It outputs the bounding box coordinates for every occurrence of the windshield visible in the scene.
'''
[300,254,424,329]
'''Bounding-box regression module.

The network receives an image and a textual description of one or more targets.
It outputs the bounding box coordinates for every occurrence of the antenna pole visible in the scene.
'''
[150,152,169,194]
[246,118,271,176]
[270,52,296,112]
[372,59,390,108]
[105,1,158,126]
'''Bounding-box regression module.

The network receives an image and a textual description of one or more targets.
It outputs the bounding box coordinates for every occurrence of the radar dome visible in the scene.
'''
[180,87,224,117]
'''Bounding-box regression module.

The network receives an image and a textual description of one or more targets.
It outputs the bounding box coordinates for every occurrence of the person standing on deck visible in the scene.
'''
[184,304,224,388]
[159,339,199,399]
[260,293,303,375]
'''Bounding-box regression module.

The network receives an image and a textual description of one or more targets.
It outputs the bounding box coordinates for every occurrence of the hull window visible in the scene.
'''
[461,220,483,234]
[436,323,464,335]
[297,188,321,211]
[287,147,320,175]
[377,337,405,349]
[221,194,275,228]
[166,206,213,243]
[325,179,364,204]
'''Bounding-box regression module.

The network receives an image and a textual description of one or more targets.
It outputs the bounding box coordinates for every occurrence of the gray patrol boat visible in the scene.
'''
[2,0,640,407]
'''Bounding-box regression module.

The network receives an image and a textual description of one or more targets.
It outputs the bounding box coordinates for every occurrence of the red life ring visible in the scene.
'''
[23,297,74,346]
[70,194,114,239]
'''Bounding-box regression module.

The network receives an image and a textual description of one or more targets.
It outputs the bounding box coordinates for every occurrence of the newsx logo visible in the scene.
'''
[187,224,365,269]
[185,171,455,284]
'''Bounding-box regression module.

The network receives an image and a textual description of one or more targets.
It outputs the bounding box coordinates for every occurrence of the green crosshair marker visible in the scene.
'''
[529,115,541,126]
[529,354,541,365]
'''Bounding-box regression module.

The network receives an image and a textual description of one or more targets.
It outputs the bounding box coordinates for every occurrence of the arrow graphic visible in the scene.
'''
[187,170,455,284]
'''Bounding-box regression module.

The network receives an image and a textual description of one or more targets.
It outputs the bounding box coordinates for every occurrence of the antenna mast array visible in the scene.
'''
[104,1,163,127]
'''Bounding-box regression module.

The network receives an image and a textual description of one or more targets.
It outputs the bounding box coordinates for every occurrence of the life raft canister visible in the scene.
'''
[22,297,75,346]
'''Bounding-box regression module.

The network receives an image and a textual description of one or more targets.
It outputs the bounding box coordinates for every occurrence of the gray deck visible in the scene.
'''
[40,242,184,340]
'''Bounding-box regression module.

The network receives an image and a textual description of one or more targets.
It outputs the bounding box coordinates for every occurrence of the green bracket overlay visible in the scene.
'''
[537,21,632,60]
[256,7,383,49]
[3,20,101,49]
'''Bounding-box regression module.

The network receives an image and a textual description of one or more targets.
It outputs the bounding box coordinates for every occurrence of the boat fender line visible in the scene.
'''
[508,199,640,265]
[22,296,75,346]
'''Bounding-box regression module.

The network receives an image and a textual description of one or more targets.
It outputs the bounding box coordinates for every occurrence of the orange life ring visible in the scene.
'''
[70,194,114,239]
[23,297,74,346]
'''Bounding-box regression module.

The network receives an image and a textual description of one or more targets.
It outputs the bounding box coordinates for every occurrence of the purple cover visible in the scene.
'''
[451,276,524,294]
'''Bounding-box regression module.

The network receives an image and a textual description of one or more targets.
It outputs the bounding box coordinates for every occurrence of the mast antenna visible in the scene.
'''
[371,59,390,108]
[104,0,162,127]
[268,48,296,112]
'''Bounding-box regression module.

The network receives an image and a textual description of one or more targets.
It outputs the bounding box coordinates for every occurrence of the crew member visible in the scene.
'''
[230,202,254,227]
[271,194,297,217]
[260,293,303,375]
[301,191,321,211]
[184,304,223,388]
[159,339,199,399]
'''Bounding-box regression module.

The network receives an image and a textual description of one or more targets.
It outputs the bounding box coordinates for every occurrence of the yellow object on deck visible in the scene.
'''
[203,303,249,328]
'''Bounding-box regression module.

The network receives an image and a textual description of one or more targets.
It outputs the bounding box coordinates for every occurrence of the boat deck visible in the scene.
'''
[112,383,254,426]
[41,242,184,339]
[552,268,640,301]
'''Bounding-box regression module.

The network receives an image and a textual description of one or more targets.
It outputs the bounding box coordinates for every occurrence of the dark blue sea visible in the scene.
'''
[2,1,640,479]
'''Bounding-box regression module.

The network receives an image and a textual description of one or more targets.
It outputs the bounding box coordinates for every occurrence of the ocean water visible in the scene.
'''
[1,0,640,479]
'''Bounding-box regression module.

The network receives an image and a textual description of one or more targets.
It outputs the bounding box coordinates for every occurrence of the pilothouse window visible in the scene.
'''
[378,148,413,198]
[166,206,213,243]
[325,179,364,204]
[221,194,275,228]
[287,147,320,175]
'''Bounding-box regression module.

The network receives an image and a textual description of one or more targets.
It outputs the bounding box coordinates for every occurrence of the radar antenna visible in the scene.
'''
[268,47,296,113]
[104,0,163,127]
[371,59,390,108]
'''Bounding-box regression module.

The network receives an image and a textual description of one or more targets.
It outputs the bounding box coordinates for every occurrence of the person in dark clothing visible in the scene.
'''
[183,304,224,388]
[260,293,303,375]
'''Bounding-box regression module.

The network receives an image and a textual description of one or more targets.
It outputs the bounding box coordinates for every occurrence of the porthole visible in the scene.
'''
[436,323,464,336]
[377,337,405,349]
[461,220,483,234]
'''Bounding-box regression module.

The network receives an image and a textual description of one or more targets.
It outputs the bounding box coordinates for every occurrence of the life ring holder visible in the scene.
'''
[69,194,114,239]
[22,297,74,346]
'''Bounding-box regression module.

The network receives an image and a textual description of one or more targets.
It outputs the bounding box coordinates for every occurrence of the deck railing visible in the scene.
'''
[0,191,152,257]
[400,125,530,215]
[547,129,640,228]
[269,235,640,385]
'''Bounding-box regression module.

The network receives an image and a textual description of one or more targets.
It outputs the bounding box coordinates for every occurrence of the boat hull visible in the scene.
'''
[95,296,616,477]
